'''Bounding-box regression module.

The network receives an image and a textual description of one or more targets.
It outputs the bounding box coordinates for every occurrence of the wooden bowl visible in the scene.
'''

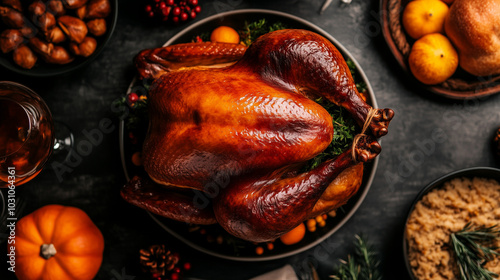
[380,0,500,100]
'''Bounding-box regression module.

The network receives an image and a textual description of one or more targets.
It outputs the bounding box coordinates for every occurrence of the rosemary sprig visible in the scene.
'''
[451,223,500,280]
[330,235,382,280]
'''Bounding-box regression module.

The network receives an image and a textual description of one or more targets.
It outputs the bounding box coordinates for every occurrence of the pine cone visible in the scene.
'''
[139,244,180,278]
[494,127,500,157]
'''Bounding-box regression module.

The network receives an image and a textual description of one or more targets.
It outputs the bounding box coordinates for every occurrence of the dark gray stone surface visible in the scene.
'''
[2,0,500,279]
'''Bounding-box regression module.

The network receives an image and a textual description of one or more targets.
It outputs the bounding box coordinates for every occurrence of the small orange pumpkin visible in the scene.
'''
[14,205,104,280]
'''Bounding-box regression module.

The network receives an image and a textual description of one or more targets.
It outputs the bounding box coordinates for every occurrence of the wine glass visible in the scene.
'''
[0,81,57,187]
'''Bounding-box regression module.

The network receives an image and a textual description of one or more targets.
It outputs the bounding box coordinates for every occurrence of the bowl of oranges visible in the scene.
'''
[380,0,500,99]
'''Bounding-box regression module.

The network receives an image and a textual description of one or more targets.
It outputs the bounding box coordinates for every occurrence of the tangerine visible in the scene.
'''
[402,0,449,39]
[408,33,458,85]
[279,223,306,245]
[210,26,240,44]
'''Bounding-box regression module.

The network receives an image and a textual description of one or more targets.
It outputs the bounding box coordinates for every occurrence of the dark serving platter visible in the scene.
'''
[119,9,380,261]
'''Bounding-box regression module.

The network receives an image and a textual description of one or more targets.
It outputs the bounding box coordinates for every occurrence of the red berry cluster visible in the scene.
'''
[145,0,201,24]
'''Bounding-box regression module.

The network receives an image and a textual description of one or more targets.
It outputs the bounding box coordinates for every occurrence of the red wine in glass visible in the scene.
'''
[0,81,55,187]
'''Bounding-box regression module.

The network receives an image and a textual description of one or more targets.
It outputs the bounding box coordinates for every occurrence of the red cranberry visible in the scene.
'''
[190,10,196,18]
[183,262,192,270]
[172,6,181,15]
[166,0,174,5]
[145,5,152,12]
[127,92,139,104]
[180,12,188,21]
[194,5,201,13]
[189,0,198,5]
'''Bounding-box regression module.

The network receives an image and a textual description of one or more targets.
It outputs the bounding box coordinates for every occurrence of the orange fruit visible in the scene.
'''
[408,33,458,85]
[279,223,306,245]
[402,0,449,39]
[210,26,240,44]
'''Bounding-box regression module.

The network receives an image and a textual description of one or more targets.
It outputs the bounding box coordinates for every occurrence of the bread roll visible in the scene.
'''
[444,0,500,76]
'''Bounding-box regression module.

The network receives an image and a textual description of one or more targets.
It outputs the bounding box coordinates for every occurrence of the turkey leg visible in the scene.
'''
[234,29,394,138]
[213,135,381,242]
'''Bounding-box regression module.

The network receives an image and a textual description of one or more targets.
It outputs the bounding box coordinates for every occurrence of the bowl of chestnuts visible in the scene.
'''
[0,0,117,77]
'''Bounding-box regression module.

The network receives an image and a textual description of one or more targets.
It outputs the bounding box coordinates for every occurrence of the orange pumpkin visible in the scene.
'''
[14,205,104,280]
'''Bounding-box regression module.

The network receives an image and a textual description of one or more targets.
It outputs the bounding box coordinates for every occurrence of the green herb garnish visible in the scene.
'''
[113,95,148,131]
[451,223,500,280]
[331,235,382,280]
[240,19,287,46]
[346,59,367,94]
[301,99,357,172]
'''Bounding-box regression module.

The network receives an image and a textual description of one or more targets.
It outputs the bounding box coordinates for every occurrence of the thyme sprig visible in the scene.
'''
[451,223,500,280]
[330,235,382,280]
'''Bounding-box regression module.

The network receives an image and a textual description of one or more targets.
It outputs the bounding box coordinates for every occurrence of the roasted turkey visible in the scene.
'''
[121,29,394,242]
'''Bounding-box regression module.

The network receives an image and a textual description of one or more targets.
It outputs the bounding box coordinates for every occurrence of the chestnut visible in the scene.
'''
[29,37,54,57]
[0,6,25,28]
[1,0,22,12]
[86,18,106,36]
[36,12,56,32]
[45,26,66,43]
[69,36,96,57]
[47,0,66,16]
[13,44,37,69]
[45,45,73,64]
[76,5,86,19]
[85,0,110,19]
[62,0,88,9]
[58,15,87,43]
[20,26,36,38]
[0,29,23,53]
[28,1,46,17]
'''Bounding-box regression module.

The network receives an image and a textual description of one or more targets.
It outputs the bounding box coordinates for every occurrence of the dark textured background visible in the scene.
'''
[2,0,500,279]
